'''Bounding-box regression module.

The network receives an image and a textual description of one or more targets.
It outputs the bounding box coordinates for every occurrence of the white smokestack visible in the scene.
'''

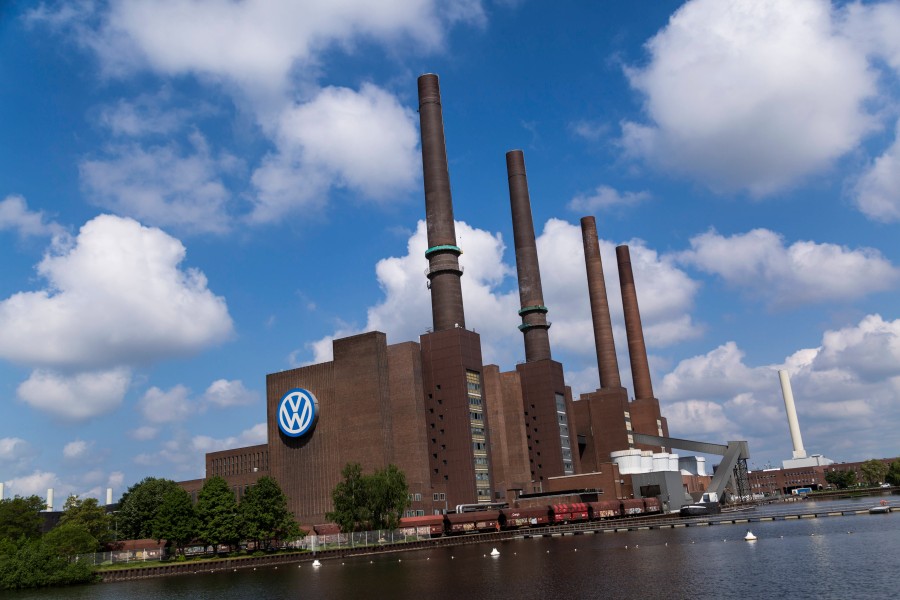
[0,482,5,501]
[778,370,807,460]
[106,488,113,506]
[47,488,54,512]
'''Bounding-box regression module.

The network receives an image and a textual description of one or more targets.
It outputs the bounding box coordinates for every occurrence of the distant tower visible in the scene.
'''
[418,73,466,332]
[778,370,807,460]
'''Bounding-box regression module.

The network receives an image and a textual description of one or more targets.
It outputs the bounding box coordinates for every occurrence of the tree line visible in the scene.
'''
[117,475,302,556]
[825,458,900,489]
[0,474,300,590]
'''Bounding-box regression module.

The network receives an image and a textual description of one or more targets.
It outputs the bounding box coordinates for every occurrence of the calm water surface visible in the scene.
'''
[11,497,898,600]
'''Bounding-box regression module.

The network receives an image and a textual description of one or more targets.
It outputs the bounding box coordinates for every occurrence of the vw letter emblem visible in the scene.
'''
[278,388,319,438]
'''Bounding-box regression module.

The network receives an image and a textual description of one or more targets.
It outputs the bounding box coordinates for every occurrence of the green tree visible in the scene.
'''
[368,464,409,531]
[886,459,900,486]
[118,477,181,540]
[152,487,198,557]
[0,496,45,541]
[239,476,302,550]
[43,523,98,558]
[327,463,371,532]
[196,476,241,553]
[825,469,857,489]
[326,463,410,532]
[58,495,111,547]
[860,459,889,486]
[0,536,95,590]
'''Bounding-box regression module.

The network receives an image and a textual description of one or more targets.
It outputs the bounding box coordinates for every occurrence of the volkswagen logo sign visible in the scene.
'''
[278,388,319,438]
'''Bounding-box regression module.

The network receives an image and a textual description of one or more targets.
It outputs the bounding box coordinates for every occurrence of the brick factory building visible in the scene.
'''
[179,74,670,525]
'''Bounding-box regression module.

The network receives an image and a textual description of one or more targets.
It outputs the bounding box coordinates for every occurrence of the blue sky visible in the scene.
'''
[2,0,900,503]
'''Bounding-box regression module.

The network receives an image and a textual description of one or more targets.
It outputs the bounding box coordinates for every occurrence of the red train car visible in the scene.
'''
[550,503,590,524]
[642,497,662,514]
[501,507,550,528]
[621,499,645,516]
[398,515,446,537]
[588,500,622,520]
[445,510,501,534]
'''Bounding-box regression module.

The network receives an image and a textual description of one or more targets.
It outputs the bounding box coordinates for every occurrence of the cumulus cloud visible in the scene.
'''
[622,0,877,195]
[62,439,93,460]
[677,228,900,308]
[306,219,519,365]
[853,120,900,222]
[3,471,58,500]
[202,379,260,408]
[304,217,701,395]
[0,195,66,238]
[80,134,236,233]
[135,423,267,477]
[656,314,900,465]
[567,185,651,212]
[0,214,233,371]
[0,437,37,476]
[137,385,193,424]
[17,368,131,421]
[250,84,420,222]
[129,426,158,441]
[64,0,482,95]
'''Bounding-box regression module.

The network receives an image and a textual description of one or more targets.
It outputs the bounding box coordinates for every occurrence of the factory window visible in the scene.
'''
[415,493,422,501]
[433,493,440,501]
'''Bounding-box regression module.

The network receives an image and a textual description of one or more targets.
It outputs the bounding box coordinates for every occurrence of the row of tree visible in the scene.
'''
[118,475,302,556]
[824,459,900,489]
[0,495,105,590]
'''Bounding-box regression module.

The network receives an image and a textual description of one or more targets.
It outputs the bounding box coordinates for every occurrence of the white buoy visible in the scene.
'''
[490,548,500,557]
[744,530,757,541]
[312,560,322,567]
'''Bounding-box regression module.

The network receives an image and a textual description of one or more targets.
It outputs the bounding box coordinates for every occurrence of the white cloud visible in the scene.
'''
[137,385,193,424]
[97,89,195,137]
[538,219,700,359]
[622,0,877,194]
[567,185,651,212]
[62,439,93,460]
[853,120,900,222]
[0,195,66,238]
[74,0,482,97]
[135,423,268,478]
[0,214,233,371]
[250,84,420,222]
[191,423,268,455]
[17,368,131,421]
[569,120,608,141]
[0,437,37,476]
[80,133,235,234]
[3,471,59,500]
[129,426,158,441]
[201,379,259,408]
[656,314,900,465]
[304,217,701,392]
[678,228,899,307]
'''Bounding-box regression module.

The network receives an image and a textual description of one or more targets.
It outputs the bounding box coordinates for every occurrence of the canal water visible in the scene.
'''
[9,498,898,599]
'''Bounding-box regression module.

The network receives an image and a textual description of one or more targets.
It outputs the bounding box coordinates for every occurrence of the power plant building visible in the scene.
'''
[179,74,670,526]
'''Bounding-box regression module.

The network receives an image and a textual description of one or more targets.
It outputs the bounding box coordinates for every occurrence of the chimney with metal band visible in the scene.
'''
[418,74,466,332]
[507,150,551,362]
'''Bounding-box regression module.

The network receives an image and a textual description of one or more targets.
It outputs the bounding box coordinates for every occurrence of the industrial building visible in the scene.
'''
[179,74,672,525]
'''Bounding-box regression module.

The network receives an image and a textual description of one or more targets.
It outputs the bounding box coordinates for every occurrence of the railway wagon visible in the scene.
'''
[550,502,590,524]
[501,507,551,529]
[445,510,502,534]
[621,499,646,516]
[588,500,623,520]
[398,515,446,537]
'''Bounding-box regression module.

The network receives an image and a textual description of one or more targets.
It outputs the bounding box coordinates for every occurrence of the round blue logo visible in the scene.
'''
[278,388,319,438]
